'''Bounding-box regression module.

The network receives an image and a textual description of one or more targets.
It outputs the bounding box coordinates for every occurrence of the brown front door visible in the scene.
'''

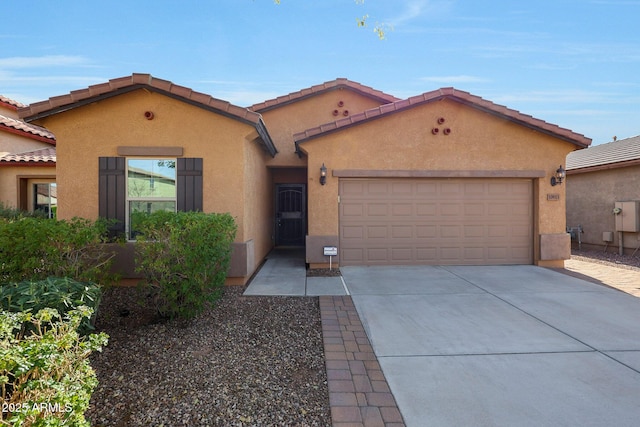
[275,184,306,246]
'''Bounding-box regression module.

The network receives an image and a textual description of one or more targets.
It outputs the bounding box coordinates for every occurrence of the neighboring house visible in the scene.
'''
[18,74,591,284]
[0,95,56,216]
[566,135,640,254]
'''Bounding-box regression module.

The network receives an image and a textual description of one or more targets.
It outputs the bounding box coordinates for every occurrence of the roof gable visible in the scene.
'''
[18,74,277,157]
[294,87,592,149]
[249,78,400,112]
[567,134,640,173]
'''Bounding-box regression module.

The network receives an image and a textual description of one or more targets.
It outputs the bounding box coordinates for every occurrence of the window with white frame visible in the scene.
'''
[126,159,177,239]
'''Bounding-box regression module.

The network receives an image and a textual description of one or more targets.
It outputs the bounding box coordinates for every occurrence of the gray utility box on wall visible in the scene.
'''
[615,201,640,232]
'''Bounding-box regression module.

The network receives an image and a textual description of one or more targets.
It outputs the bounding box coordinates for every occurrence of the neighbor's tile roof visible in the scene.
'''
[249,78,400,112]
[567,134,640,173]
[0,147,56,165]
[294,87,592,149]
[0,113,56,143]
[18,73,277,157]
[0,95,26,109]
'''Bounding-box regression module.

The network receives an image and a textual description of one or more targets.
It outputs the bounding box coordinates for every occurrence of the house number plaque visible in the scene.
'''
[547,194,560,201]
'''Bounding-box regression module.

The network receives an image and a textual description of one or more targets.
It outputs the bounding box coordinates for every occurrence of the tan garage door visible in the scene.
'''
[339,178,533,266]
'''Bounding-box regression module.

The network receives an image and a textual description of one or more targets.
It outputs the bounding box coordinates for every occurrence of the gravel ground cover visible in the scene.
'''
[572,248,640,270]
[87,286,331,426]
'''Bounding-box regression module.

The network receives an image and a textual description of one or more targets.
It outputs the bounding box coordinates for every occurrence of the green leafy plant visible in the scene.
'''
[0,203,47,220]
[0,217,118,285]
[134,211,237,320]
[0,307,108,427]
[0,278,102,335]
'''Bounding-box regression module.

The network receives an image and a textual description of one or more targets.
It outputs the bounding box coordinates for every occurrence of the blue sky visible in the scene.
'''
[2,0,639,145]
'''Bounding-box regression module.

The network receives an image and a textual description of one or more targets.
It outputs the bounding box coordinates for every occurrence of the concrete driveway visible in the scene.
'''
[341,265,640,427]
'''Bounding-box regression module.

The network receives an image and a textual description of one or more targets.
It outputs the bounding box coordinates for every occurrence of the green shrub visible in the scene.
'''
[0,217,117,284]
[0,278,102,335]
[0,203,46,220]
[134,211,237,320]
[0,306,108,427]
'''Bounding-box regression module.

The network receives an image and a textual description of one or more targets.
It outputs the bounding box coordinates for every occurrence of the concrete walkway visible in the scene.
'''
[243,248,348,296]
[244,252,640,427]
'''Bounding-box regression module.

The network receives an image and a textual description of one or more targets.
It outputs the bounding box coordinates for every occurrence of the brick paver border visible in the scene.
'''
[319,296,406,427]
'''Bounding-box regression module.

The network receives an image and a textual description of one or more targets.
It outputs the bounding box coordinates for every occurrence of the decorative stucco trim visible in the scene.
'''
[332,169,546,178]
[117,146,184,156]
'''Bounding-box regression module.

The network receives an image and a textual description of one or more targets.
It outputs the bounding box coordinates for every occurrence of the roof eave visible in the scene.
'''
[21,84,262,127]
[250,78,400,113]
[256,118,278,157]
[567,158,640,175]
[294,90,592,149]
[0,161,56,167]
[0,124,56,145]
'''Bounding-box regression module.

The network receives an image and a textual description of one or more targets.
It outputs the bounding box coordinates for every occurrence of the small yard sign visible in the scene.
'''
[323,246,338,256]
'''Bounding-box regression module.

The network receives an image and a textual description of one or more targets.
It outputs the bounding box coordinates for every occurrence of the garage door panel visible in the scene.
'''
[392,182,413,194]
[464,203,485,216]
[367,203,388,216]
[440,247,462,261]
[440,203,462,216]
[367,182,389,194]
[391,248,413,261]
[367,248,388,261]
[339,178,533,266]
[417,247,437,260]
[342,203,364,216]
[417,225,437,238]
[342,247,364,262]
[342,225,364,239]
[416,182,438,195]
[417,203,437,216]
[464,225,485,238]
[391,225,413,239]
[392,204,413,216]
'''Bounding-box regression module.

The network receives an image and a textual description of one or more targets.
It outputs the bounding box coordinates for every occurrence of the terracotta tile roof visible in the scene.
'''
[0,95,26,110]
[18,73,277,157]
[567,134,640,173]
[0,113,56,144]
[294,87,592,149]
[0,147,56,165]
[249,78,400,112]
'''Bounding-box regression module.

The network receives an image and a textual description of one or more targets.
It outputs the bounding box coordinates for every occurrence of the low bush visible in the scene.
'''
[0,307,108,427]
[0,217,117,285]
[0,203,46,220]
[0,278,102,335]
[134,211,237,320]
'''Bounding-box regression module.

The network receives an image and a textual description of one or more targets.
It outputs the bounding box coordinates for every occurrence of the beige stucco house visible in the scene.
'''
[566,135,640,254]
[18,74,591,284]
[0,95,56,216]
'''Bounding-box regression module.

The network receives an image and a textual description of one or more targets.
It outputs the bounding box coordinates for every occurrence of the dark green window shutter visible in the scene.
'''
[177,158,203,212]
[98,157,126,236]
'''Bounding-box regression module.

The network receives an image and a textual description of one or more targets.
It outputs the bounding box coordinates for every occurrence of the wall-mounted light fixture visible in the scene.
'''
[320,163,327,185]
[550,165,565,186]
